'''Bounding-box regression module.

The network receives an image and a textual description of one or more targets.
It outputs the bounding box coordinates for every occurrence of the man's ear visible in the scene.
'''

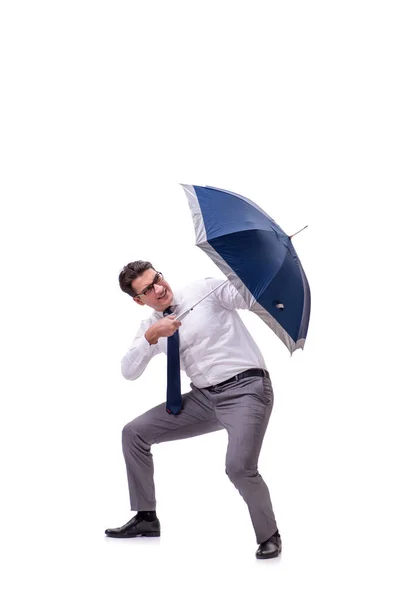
[133,297,144,306]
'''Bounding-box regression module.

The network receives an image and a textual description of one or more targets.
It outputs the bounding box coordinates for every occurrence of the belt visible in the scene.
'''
[204,368,269,390]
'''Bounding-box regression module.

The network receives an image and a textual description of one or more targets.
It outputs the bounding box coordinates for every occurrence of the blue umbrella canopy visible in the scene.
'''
[181,184,311,354]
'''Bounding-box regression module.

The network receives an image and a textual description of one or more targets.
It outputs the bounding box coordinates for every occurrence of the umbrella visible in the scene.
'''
[180,184,311,354]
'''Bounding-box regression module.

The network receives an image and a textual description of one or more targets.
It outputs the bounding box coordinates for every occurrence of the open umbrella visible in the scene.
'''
[180,184,311,354]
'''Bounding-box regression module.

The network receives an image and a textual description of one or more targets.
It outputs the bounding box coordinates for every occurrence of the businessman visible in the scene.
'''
[105,260,281,559]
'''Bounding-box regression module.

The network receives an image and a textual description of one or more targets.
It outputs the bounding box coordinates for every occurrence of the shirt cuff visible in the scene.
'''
[133,334,158,355]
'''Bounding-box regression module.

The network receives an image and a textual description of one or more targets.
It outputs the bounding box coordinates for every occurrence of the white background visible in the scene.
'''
[1,1,399,598]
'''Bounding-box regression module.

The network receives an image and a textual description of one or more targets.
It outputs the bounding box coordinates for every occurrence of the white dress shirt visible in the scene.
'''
[121,277,267,388]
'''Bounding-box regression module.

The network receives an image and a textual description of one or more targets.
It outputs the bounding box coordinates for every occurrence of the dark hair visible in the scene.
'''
[119,260,156,298]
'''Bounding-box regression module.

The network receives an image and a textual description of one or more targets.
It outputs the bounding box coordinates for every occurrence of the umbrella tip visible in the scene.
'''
[289,225,308,239]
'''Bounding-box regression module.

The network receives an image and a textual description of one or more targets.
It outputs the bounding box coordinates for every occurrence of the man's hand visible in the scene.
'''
[145,315,182,345]
[156,314,182,337]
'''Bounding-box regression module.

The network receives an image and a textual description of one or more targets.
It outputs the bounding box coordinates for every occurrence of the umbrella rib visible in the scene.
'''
[203,226,287,242]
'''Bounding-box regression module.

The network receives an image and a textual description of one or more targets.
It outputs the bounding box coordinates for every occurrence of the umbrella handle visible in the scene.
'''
[175,308,193,321]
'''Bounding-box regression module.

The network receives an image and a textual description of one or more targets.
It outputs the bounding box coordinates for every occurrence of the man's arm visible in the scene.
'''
[121,315,182,380]
[121,318,162,380]
[207,277,250,310]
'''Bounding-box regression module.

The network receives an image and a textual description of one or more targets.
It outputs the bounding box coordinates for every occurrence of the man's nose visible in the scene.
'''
[154,283,164,293]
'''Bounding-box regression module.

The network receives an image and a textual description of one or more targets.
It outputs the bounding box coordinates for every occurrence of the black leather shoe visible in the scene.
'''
[105,514,160,538]
[256,530,282,559]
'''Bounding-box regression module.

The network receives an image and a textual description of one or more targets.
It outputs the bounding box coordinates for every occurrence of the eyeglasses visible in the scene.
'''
[134,272,164,297]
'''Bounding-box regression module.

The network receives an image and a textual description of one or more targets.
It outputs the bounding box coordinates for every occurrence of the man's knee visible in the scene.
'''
[225,462,243,484]
[225,461,256,485]
[122,418,151,448]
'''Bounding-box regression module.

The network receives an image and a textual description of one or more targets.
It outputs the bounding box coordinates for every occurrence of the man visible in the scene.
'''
[105,260,281,559]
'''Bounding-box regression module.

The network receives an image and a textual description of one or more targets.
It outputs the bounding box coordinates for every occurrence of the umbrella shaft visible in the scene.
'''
[175,280,227,321]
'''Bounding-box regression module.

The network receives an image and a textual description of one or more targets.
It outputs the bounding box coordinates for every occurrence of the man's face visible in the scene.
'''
[132,269,174,311]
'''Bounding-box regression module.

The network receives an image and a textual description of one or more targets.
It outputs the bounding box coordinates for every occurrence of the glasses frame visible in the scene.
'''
[133,272,164,298]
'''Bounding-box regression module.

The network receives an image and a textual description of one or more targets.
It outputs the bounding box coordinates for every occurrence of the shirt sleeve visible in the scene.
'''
[121,316,162,380]
[206,277,249,310]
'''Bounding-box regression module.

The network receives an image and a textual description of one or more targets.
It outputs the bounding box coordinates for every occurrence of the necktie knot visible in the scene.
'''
[163,306,174,316]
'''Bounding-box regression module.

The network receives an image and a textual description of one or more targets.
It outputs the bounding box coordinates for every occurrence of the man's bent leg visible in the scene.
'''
[122,385,222,510]
[213,375,277,544]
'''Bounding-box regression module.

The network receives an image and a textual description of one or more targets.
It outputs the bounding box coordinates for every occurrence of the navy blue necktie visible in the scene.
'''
[163,306,182,415]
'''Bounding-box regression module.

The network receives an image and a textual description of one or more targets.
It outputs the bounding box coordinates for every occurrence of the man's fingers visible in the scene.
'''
[166,315,181,325]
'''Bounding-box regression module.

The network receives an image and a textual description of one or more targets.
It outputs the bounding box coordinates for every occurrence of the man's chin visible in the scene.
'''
[155,290,171,309]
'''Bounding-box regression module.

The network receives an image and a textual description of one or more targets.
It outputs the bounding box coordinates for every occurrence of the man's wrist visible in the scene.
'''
[145,327,159,345]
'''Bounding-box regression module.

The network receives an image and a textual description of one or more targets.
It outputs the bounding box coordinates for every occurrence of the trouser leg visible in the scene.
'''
[121,386,222,510]
[213,375,277,544]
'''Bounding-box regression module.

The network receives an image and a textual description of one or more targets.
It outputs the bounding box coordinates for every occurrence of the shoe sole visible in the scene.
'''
[105,531,160,538]
[256,548,281,559]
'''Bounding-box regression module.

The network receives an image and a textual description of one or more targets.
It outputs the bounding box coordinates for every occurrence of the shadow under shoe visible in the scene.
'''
[256,530,282,559]
[105,514,161,538]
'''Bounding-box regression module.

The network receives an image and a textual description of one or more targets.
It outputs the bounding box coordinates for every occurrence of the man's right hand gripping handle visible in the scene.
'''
[145,315,182,345]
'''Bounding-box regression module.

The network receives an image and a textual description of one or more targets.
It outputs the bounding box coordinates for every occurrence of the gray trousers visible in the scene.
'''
[122,373,277,543]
